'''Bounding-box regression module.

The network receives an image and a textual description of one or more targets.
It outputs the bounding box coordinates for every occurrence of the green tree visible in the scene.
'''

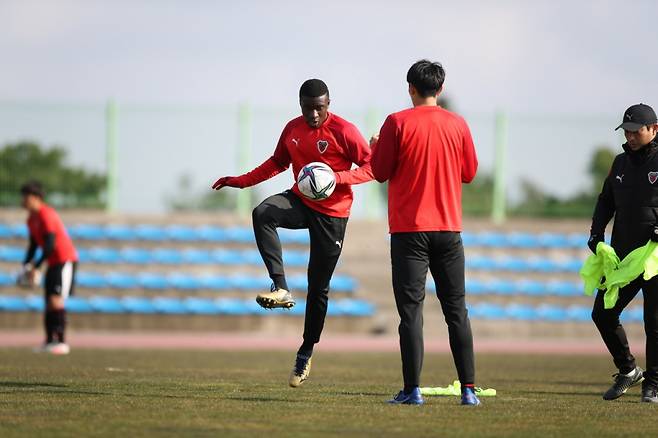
[165,173,260,212]
[0,141,106,208]
[589,146,616,193]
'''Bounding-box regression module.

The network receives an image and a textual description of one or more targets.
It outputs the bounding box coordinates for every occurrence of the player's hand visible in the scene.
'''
[211,176,236,190]
[369,135,379,148]
[587,233,604,254]
[650,225,658,242]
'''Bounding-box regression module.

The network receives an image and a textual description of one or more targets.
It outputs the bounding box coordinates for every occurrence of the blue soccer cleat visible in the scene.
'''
[461,387,481,406]
[387,387,424,405]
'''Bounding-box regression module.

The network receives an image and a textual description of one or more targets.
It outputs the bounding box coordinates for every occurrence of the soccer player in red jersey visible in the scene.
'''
[20,181,78,355]
[212,79,373,387]
[371,60,480,405]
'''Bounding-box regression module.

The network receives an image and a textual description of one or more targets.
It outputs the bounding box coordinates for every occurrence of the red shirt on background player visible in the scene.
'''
[211,79,373,388]
[21,180,78,355]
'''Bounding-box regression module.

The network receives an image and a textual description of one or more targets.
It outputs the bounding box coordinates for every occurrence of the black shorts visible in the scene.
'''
[45,261,77,298]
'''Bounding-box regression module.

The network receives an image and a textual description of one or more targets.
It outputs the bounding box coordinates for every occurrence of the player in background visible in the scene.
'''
[20,181,78,355]
[588,103,658,403]
[371,60,480,405]
[211,79,373,387]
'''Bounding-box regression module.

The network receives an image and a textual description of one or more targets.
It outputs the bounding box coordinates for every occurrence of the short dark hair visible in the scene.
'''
[20,180,45,199]
[407,59,445,98]
[299,79,329,99]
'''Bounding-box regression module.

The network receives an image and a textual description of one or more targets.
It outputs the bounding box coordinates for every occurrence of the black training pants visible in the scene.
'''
[592,276,658,386]
[391,231,475,387]
[252,191,348,346]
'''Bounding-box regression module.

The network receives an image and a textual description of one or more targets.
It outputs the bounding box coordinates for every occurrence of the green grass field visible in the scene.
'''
[0,348,654,437]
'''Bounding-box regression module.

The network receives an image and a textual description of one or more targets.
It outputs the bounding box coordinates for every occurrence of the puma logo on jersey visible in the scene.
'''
[335,240,342,248]
[292,138,299,147]
[616,175,624,183]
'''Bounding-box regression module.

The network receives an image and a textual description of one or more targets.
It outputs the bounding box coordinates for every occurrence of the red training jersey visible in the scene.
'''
[27,204,78,265]
[239,113,373,217]
[371,105,478,233]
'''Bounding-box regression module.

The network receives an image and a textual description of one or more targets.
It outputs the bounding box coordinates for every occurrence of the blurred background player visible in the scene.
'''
[20,181,78,355]
[588,103,658,403]
[211,79,373,387]
[371,60,480,405]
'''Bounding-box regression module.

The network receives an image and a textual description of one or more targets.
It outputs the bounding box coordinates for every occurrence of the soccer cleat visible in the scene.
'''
[289,355,312,387]
[256,286,295,309]
[603,366,644,400]
[47,342,70,355]
[461,387,481,406]
[641,384,658,403]
[387,387,424,405]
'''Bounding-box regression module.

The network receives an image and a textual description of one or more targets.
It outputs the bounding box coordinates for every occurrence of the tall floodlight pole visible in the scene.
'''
[105,100,118,213]
[236,103,253,218]
[491,111,508,224]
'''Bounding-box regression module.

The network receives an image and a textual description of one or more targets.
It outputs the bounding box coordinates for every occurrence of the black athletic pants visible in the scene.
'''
[252,191,348,348]
[391,231,475,388]
[592,276,658,387]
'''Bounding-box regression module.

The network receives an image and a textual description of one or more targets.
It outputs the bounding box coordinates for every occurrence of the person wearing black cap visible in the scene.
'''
[588,103,658,403]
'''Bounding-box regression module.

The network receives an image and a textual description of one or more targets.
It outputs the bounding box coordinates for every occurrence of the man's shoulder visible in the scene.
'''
[283,116,306,131]
[388,106,466,126]
[326,113,358,131]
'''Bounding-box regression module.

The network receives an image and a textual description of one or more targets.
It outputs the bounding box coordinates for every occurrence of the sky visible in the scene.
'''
[1,0,657,214]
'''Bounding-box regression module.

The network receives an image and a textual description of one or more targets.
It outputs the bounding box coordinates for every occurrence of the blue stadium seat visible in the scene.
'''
[526,258,559,273]
[278,229,310,245]
[184,297,220,315]
[469,303,506,320]
[506,232,540,248]
[106,272,139,289]
[210,249,242,265]
[466,256,496,271]
[558,258,584,273]
[120,248,152,264]
[168,273,201,290]
[0,223,12,239]
[0,295,30,312]
[538,233,569,249]
[465,279,487,295]
[166,225,201,242]
[89,296,124,313]
[196,225,227,242]
[505,304,538,320]
[152,248,183,264]
[199,275,230,290]
[66,296,93,313]
[242,299,271,315]
[76,272,109,288]
[224,227,254,243]
[330,299,375,317]
[240,250,264,265]
[566,305,591,322]
[134,225,167,242]
[283,250,309,266]
[536,304,568,321]
[0,271,15,286]
[137,273,169,290]
[24,294,44,311]
[105,225,137,241]
[152,297,186,314]
[215,298,250,315]
[486,279,517,295]
[10,223,29,239]
[181,249,212,264]
[566,233,588,249]
[477,232,507,248]
[622,306,644,323]
[545,281,581,296]
[498,257,529,272]
[70,224,105,240]
[229,275,270,290]
[89,247,121,264]
[331,275,356,292]
[121,296,157,314]
[0,246,24,263]
[515,280,546,296]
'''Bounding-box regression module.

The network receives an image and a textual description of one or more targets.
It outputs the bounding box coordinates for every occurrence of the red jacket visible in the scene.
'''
[27,204,78,265]
[371,105,478,233]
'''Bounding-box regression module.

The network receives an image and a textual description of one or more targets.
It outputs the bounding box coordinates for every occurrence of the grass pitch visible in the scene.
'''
[0,348,654,437]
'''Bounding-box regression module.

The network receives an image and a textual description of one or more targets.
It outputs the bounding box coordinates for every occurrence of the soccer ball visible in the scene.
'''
[297,162,336,201]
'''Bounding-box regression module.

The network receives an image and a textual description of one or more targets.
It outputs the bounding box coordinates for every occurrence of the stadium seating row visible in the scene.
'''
[0,222,589,248]
[0,270,356,292]
[467,302,643,323]
[429,278,588,296]
[0,294,375,317]
[0,245,309,267]
[0,245,584,272]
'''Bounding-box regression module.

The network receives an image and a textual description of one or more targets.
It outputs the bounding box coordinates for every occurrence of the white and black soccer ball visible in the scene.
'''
[296,162,336,201]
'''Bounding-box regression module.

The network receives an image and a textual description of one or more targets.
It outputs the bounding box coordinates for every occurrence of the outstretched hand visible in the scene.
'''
[369,135,379,149]
[211,176,235,190]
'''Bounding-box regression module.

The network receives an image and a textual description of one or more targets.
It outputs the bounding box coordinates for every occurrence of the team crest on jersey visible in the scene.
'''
[317,140,329,154]
[649,172,658,184]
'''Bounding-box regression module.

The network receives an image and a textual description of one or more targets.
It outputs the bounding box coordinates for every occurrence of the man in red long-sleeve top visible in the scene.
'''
[212,79,373,387]
[371,60,479,406]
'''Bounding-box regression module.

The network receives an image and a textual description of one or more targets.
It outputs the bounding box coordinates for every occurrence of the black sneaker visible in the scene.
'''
[641,384,658,404]
[603,366,644,400]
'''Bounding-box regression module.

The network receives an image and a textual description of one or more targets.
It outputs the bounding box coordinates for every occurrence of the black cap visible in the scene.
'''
[615,103,657,131]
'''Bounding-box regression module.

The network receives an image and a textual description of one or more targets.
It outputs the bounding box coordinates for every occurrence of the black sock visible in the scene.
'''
[620,366,635,375]
[404,385,418,394]
[55,309,67,343]
[297,341,314,358]
[44,311,56,344]
[271,275,288,291]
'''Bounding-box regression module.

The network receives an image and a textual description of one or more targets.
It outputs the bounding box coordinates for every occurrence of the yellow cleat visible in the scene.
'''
[289,355,312,388]
[256,287,295,309]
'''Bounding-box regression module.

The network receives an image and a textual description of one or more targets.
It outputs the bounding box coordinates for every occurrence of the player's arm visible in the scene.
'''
[33,233,55,269]
[212,126,292,190]
[370,115,399,183]
[461,121,478,183]
[589,164,616,252]
[333,124,374,185]
[23,235,38,267]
